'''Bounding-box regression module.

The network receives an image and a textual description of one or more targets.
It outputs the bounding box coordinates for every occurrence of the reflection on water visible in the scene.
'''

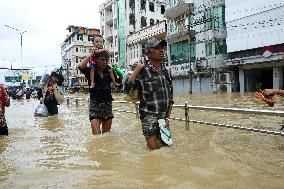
[0,93,283,189]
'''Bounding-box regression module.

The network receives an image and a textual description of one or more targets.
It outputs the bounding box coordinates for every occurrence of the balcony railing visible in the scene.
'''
[127,21,166,45]
[166,25,195,43]
[164,2,193,19]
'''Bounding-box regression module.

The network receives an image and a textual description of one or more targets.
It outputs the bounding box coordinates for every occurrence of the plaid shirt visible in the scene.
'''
[124,64,174,114]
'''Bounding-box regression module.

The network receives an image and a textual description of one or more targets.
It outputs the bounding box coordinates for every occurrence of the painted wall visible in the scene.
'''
[226,0,284,53]
[118,0,126,68]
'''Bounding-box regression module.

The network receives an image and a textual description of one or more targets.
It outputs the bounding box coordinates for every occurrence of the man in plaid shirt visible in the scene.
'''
[124,39,174,150]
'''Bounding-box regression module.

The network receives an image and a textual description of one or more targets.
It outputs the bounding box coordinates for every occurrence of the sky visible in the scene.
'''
[0,0,105,74]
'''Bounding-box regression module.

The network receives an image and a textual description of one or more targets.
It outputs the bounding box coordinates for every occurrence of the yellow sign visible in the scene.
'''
[22,73,32,80]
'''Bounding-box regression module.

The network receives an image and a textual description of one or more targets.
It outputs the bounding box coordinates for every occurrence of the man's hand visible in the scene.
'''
[135,63,145,71]
[40,98,44,104]
[128,63,145,82]
[262,89,278,97]
[165,118,170,128]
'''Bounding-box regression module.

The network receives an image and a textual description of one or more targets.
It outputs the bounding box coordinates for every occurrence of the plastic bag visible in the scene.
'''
[124,89,140,102]
[158,119,173,145]
[34,104,49,117]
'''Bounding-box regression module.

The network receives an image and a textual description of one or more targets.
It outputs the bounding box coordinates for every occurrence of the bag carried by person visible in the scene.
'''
[123,71,140,102]
[34,104,49,117]
[124,88,139,102]
[158,119,173,145]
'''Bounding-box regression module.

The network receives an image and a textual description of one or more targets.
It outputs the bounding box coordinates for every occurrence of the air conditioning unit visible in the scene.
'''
[218,73,230,84]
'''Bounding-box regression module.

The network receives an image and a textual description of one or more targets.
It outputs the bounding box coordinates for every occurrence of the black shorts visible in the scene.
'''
[44,103,58,115]
[89,101,113,121]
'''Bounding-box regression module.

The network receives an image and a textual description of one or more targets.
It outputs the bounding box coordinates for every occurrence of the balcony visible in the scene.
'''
[166,25,195,43]
[105,28,113,39]
[127,21,166,45]
[164,2,193,19]
[106,15,113,24]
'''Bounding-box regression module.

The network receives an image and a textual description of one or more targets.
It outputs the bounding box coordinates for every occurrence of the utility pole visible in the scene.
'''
[4,25,27,70]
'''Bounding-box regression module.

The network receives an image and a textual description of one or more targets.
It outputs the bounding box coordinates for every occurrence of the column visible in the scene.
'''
[273,66,283,89]
[239,69,245,93]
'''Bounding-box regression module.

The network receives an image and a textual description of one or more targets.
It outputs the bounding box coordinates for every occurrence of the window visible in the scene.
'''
[137,46,139,58]
[161,5,165,14]
[129,13,135,25]
[131,47,133,59]
[77,34,83,41]
[170,40,189,65]
[140,0,146,10]
[213,6,225,28]
[149,2,154,12]
[114,18,117,29]
[215,40,227,55]
[150,18,155,26]
[141,16,147,27]
[206,42,212,56]
[204,9,212,31]
[76,47,78,52]
[129,0,135,8]
[79,47,86,53]
[101,26,104,36]
[88,36,95,42]
[142,44,145,56]
[190,42,196,61]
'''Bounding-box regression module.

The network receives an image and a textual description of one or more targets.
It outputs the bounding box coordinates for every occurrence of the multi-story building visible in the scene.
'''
[125,0,167,68]
[100,0,120,67]
[61,25,100,89]
[165,0,227,94]
[100,0,167,69]
[224,0,284,92]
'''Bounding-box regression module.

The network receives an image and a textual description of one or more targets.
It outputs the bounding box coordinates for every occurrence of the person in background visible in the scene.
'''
[124,39,174,150]
[78,50,114,135]
[25,88,32,99]
[16,87,24,100]
[262,89,284,97]
[37,72,64,115]
[0,84,10,135]
[262,88,284,131]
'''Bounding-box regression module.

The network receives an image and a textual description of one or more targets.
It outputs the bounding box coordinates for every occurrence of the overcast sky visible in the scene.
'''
[0,0,105,73]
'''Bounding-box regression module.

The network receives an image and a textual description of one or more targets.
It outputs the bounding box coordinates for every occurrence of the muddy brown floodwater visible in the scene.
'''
[0,93,283,188]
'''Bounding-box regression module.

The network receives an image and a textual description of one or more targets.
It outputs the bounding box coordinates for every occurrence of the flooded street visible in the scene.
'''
[0,93,284,189]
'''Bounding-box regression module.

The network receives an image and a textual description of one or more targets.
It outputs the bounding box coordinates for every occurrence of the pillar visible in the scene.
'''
[239,69,245,93]
[273,66,283,89]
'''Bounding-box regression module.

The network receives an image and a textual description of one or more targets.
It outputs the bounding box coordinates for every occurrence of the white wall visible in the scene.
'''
[0,69,7,85]
[226,0,284,52]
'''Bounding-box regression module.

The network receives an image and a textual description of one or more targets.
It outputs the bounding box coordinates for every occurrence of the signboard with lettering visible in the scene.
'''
[167,63,191,76]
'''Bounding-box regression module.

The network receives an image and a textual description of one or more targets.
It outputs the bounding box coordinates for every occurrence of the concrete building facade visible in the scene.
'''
[165,0,227,94]
[100,0,167,69]
[60,25,100,89]
[224,0,284,92]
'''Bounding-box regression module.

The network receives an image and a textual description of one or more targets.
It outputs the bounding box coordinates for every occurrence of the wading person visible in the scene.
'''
[124,39,174,150]
[262,88,284,131]
[0,84,10,135]
[78,50,114,135]
[37,72,64,115]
